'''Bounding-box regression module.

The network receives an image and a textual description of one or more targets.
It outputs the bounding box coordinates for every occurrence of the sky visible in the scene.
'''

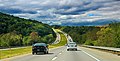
[0,0,120,26]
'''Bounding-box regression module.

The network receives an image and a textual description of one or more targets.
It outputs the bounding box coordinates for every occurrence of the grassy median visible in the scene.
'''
[0,29,67,59]
[51,32,67,47]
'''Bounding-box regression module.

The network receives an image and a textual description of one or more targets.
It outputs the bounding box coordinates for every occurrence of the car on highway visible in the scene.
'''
[67,42,77,51]
[32,43,49,55]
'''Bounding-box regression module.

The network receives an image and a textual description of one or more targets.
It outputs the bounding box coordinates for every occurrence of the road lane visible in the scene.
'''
[3,45,120,61]
[9,46,65,61]
[53,47,97,61]
[52,29,61,44]
[79,46,120,61]
[7,46,99,61]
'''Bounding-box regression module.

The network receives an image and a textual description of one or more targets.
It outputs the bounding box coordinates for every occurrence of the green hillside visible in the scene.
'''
[0,12,56,48]
[57,23,120,48]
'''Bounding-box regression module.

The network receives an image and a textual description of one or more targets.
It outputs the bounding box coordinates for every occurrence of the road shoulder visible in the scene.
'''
[79,46,120,61]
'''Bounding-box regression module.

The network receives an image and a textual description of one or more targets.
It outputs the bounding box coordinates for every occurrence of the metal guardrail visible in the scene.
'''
[86,46,120,51]
[83,45,120,55]
[0,46,30,51]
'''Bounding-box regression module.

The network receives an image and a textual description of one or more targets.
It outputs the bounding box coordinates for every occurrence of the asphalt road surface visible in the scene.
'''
[52,29,61,44]
[6,46,120,61]
[8,46,97,61]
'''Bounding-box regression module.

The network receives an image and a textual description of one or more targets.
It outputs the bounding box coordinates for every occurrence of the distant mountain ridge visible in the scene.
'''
[61,19,120,26]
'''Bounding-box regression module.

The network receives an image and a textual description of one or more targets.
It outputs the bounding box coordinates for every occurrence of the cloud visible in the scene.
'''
[0,0,120,26]
[61,19,120,26]
[0,7,37,14]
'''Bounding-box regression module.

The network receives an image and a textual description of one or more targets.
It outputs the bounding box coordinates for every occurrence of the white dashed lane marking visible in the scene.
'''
[52,57,57,61]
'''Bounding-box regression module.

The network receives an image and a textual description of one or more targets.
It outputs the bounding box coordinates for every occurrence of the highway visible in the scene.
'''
[8,47,97,61]
[6,46,120,61]
[52,29,61,44]
[1,31,120,61]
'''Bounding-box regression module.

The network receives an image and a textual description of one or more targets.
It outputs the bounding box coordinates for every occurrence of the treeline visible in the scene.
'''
[0,12,56,48]
[57,23,120,48]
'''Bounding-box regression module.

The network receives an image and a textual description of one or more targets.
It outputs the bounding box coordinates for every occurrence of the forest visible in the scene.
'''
[1,12,120,48]
[56,23,120,48]
[0,12,56,48]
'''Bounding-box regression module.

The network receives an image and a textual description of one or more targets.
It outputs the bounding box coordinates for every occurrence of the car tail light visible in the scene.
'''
[33,46,36,49]
[75,45,77,47]
[46,46,48,48]
[46,45,48,48]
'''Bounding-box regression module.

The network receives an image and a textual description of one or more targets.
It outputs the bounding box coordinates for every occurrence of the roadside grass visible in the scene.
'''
[0,46,57,59]
[0,46,31,59]
[0,29,67,59]
[51,31,67,47]
[0,45,59,59]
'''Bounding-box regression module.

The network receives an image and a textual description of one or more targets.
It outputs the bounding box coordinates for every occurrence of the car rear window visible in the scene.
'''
[68,43,76,44]
[33,43,46,46]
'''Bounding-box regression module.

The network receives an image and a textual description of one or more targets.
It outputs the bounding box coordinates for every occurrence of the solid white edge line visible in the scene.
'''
[52,57,57,61]
[82,51,100,61]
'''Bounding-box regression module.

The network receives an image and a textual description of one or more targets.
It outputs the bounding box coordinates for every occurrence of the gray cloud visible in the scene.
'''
[0,0,120,26]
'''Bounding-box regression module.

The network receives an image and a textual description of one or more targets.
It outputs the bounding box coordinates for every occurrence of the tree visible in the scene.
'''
[0,12,56,47]
[96,27,114,47]
[30,32,40,44]
[41,34,55,44]
[23,36,30,46]
[0,31,22,47]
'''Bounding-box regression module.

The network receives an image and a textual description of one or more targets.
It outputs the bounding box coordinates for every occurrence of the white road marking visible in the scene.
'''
[59,53,62,55]
[82,51,100,61]
[52,57,57,61]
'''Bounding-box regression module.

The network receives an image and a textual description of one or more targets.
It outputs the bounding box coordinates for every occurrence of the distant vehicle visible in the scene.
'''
[67,42,77,51]
[69,39,72,42]
[32,43,49,55]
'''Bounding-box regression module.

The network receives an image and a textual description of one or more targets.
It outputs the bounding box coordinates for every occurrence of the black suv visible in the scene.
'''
[32,43,49,55]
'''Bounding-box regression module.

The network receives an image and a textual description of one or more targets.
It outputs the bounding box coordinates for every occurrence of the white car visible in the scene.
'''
[67,42,77,51]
